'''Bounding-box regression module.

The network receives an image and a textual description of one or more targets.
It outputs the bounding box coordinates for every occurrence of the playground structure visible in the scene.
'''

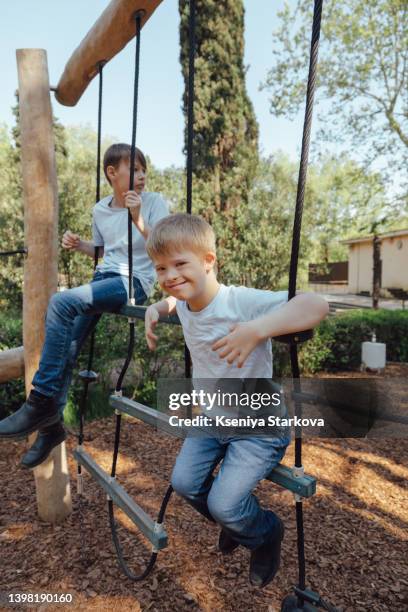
[0,1,341,610]
[0,0,166,525]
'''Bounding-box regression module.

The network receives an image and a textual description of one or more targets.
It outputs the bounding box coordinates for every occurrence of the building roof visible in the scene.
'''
[341,228,408,245]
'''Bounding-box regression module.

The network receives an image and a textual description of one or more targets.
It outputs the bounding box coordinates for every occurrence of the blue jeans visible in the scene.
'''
[171,433,290,549]
[32,271,147,414]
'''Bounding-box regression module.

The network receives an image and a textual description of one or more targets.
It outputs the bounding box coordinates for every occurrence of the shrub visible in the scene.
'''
[272,309,408,375]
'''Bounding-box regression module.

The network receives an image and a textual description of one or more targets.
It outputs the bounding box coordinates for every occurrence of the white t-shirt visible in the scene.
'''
[176,284,288,379]
[92,192,169,296]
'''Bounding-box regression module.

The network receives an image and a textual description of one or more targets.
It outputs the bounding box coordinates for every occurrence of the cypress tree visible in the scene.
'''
[179,0,259,216]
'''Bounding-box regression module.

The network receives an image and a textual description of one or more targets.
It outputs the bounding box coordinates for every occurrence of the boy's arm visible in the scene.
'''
[212,293,329,367]
[252,293,329,340]
[62,231,104,258]
[145,296,177,350]
[77,239,104,258]
[125,191,169,241]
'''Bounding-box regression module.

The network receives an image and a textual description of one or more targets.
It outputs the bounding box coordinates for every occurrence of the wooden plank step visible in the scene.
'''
[110,395,316,499]
[74,446,168,550]
[265,464,316,498]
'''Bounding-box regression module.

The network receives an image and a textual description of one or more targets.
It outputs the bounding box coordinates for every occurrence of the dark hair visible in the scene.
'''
[103,143,147,185]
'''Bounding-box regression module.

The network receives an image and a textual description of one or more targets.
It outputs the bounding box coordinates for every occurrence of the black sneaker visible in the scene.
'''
[0,391,59,440]
[218,529,240,555]
[249,517,284,588]
[20,421,66,469]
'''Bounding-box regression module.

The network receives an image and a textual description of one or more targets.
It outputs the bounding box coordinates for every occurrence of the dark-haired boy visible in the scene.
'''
[0,144,169,467]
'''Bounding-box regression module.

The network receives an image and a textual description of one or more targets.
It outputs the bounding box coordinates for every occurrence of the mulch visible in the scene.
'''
[0,365,407,612]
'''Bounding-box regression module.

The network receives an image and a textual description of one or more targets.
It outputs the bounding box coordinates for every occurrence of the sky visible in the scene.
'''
[0,0,309,169]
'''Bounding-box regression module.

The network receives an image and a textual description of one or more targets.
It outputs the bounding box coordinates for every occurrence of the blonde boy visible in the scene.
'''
[145,213,328,588]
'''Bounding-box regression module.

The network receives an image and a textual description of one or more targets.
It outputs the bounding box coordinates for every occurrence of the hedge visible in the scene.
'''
[273,309,408,375]
[1,309,407,419]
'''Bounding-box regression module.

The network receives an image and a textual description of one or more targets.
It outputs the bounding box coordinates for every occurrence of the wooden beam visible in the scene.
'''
[110,396,317,498]
[0,347,24,383]
[55,0,163,106]
[74,447,168,550]
[17,48,72,524]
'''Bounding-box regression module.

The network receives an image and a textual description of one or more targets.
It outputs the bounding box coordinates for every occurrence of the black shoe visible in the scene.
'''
[249,517,284,588]
[218,529,240,555]
[0,391,59,440]
[20,421,66,469]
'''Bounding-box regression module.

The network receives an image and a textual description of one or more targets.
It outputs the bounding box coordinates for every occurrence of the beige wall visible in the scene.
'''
[348,235,408,294]
[382,235,408,288]
[309,282,349,294]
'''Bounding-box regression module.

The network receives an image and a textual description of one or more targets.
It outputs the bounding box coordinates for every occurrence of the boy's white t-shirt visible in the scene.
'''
[176,284,288,379]
[92,192,169,296]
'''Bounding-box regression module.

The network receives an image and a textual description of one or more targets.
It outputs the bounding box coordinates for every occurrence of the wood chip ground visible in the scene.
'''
[1,365,407,611]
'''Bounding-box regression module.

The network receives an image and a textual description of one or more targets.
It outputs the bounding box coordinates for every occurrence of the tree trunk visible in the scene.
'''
[372,234,381,309]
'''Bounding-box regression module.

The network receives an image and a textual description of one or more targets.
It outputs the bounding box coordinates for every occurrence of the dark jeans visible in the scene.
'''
[31,271,147,414]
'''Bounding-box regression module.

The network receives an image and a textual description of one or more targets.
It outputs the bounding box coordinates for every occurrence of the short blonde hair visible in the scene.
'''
[146,213,216,259]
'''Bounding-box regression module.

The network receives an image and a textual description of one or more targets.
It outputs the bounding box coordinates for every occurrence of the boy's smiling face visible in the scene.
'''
[153,248,217,309]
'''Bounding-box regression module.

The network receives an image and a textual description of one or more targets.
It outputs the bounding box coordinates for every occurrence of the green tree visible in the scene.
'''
[217,154,296,289]
[220,152,392,291]
[57,124,111,288]
[263,0,408,204]
[304,155,389,264]
[179,0,259,215]
[0,123,24,309]
[146,162,185,212]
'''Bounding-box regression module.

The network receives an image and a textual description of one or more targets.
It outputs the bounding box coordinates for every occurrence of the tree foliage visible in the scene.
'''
[303,155,390,263]
[1,113,398,416]
[0,123,24,309]
[179,0,259,214]
[263,0,408,204]
[1,113,392,303]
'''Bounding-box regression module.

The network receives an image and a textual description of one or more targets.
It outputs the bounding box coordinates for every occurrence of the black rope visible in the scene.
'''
[113,11,142,393]
[96,62,104,205]
[286,0,323,603]
[108,484,173,581]
[184,0,196,381]
[0,248,27,257]
[108,11,174,582]
[186,0,196,216]
[114,321,135,393]
[288,0,323,300]
[110,412,123,479]
[78,61,104,447]
[76,61,105,570]
[108,408,174,581]
[77,61,104,445]
[127,11,142,303]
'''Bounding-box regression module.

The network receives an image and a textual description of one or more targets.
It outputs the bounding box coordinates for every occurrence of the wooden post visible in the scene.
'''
[0,347,24,383]
[16,49,72,524]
